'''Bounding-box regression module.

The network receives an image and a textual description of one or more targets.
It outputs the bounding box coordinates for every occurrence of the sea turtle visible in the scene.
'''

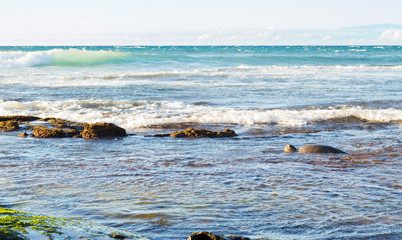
[284,144,347,154]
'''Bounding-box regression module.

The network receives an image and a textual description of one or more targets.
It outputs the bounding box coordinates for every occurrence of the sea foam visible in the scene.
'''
[1,99,401,130]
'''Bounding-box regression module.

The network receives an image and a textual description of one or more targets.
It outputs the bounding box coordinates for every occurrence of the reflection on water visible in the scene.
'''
[0,125,401,240]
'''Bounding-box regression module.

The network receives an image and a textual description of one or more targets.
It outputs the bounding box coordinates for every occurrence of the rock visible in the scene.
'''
[108,233,128,239]
[284,144,347,154]
[17,132,28,137]
[81,122,127,139]
[170,128,236,138]
[187,232,250,240]
[0,115,39,122]
[32,126,80,138]
[188,232,226,240]
[40,117,86,129]
[0,116,128,140]
[32,126,66,138]
[0,121,20,132]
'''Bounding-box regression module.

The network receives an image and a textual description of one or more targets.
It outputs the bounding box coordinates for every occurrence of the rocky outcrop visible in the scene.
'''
[81,122,127,139]
[0,115,127,139]
[170,128,236,138]
[32,126,80,138]
[188,231,250,240]
[0,115,39,122]
[0,121,20,132]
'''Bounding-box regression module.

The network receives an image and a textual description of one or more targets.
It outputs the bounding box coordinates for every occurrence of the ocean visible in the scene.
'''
[0,46,401,239]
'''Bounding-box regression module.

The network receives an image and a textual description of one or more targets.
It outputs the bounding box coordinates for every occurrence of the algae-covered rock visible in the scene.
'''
[32,126,80,138]
[39,117,86,129]
[0,116,39,122]
[170,128,236,138]
[81,122,127,139]
[0,207,145,240]
[0,116,128,140]
[0,121,20,132]
[17,132,28,138]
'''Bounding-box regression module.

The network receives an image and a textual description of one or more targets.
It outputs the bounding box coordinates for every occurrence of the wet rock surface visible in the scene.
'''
[188,231,250,240]
[81,122,127,139]
[0,115,127,139]
[0,121,20,132]
[170,128,237,138]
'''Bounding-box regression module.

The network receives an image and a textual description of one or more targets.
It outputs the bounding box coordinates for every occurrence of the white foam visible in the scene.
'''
[1,99,401,130]
[0,49,130,68]
[0,50,54,67]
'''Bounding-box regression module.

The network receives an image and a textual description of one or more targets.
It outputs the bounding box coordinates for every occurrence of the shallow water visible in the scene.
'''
[0,46,401,239]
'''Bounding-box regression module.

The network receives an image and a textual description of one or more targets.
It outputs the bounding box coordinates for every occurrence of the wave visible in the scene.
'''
[1,47,402,69]
[0,49,131,67]
[1,99,401,130]
[96,64,402,80]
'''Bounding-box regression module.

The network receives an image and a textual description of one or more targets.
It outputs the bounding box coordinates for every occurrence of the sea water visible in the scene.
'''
[0,46,401,239]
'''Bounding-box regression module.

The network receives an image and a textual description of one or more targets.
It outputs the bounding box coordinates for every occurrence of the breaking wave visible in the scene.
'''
[1,99,401,130]
[0,49,131,67]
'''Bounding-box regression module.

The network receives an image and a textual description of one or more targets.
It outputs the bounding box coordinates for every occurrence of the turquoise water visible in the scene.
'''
[0,46,401,239]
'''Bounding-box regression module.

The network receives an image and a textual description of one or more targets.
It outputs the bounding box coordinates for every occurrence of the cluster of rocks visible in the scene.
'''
[0,115,237,140]
[0,115,127,139]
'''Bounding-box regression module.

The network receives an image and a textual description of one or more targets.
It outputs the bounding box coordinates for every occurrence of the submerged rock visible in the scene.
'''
[81,122,127,139]
[39,117,87,129]
[188,232,226,240]
[170,128,236,138]
[0,121,19,132]
[188,231,250,240]
[0,207,143,240]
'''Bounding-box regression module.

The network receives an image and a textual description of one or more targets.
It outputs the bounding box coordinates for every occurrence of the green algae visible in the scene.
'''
[0,207,63,239]
[0,207,145,240]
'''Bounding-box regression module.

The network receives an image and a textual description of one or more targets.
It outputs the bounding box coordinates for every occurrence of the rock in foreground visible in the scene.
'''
[0,121,20,132]
[32,126,80,138]
[82,122,127,139]
[0,207,144,240]
[170,128,236,138]
[188,231,250,240]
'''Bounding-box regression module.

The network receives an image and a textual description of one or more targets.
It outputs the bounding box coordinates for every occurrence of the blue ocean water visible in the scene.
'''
[0,46,401,239]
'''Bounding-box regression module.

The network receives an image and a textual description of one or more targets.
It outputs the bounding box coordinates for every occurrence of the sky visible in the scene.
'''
[0,0,401,45]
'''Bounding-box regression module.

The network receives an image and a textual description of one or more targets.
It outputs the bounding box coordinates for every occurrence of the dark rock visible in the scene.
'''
[108,233,127,239]
[0,121,20,132]
[81,122,127,139]
[188,231,226,240]
[188,232,250,240]
[170,128,236,138]
[0,115,39,122]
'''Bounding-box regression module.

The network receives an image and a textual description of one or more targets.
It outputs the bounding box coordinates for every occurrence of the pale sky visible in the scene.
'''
[1,0,401,45]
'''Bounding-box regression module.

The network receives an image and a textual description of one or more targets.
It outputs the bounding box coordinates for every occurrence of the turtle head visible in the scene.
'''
[284,144,298,153]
